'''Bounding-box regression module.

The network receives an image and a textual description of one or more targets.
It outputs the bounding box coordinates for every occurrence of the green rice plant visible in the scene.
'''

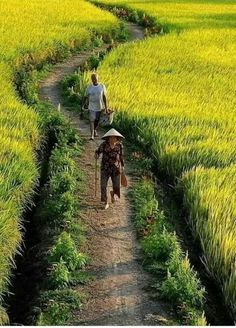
[0,306,9,325]
[180,165,236,319]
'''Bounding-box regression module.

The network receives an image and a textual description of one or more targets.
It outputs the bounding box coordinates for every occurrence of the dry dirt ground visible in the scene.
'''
[39,23,175,326]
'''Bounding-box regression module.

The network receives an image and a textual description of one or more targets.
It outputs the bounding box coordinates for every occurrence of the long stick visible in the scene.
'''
[95,158,98,197]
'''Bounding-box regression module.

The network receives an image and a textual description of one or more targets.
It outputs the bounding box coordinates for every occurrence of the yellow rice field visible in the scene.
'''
[0,1,118,323]
[95,0,236,319]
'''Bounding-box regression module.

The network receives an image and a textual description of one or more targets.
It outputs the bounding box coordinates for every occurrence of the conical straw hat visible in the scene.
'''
[101,128,125,139]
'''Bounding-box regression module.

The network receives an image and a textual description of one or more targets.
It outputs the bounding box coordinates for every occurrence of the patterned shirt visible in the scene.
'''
[96,141,124,175]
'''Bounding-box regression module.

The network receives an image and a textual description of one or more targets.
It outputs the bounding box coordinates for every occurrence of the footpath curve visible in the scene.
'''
[39,23,175,325]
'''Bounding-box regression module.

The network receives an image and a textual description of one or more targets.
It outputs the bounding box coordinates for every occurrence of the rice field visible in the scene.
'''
[0,1,118,323]
[94,0,236,319]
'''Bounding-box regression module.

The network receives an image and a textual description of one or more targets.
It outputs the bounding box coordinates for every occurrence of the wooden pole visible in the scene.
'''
[95,158,98,197]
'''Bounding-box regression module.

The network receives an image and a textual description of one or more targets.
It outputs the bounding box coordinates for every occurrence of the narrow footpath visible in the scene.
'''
[39,23,175,325]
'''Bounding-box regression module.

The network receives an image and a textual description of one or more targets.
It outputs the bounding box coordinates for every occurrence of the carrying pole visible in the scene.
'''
[95,157,98,197]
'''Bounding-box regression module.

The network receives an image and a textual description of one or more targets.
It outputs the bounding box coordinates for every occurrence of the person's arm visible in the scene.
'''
[95,142,104,159]
[120,143,125,170]
[102,84,108,113]
[83,86,89,109]
[83,96,89,109]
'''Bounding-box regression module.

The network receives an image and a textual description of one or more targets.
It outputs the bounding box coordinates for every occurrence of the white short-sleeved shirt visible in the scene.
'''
[85,83,106,111]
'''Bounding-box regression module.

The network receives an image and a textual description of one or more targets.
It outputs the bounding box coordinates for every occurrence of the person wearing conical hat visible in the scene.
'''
[95,128,125,210]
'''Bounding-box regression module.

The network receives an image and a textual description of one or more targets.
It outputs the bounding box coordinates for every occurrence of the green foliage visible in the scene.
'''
[36,289,83,325]
[177,303,207,326]
[92,34,104,47]
[47,261,70,290]
[87,50,107,69]
[116,22,130,41]
[132,180,206,325]
[31,108,88,324]
[61,72,85,106]
[41,131,83,227]
[70,271,93,286]
[50,172,77,195]
[131,180,157,231]
[142,230,177,263]
[42,191,77,227]
[49,147,78,175]
[161,256,205,309]
[48,232,87,271]
[93,2,161,35]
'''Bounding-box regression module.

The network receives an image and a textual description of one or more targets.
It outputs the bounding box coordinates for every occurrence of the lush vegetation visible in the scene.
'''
[62,69,207,325]
[92,0,236,320]
[1,0,235,323]
[30,106,88,326]
[131,180,206,325]
[0,1,120,323]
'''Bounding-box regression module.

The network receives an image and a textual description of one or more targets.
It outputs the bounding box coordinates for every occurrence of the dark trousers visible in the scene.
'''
[101,170,121,203]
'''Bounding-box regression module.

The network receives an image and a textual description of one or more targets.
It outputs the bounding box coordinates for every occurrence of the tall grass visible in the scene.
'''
[95,0,236,319]
[180,165,236,318]
[0,0,119,323]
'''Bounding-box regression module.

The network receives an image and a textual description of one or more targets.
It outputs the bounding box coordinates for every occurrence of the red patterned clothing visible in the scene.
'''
[96,141,124,175]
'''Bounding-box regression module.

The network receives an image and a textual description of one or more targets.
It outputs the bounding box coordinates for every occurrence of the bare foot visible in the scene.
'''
[114,194,119,202]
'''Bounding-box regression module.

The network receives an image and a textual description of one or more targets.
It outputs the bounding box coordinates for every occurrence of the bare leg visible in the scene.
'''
[90,121,94,139]
[94,119,99,131]
[111,173,121,202]
[94,112,101,137]
[101,170,110,208]
[94,120,99,137]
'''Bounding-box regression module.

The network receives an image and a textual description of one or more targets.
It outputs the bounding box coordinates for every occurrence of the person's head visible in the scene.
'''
[107,136,119,145]
[91,73,98,85]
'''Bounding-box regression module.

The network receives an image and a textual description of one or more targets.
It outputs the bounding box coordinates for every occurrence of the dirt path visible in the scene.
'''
[39,23,175,326]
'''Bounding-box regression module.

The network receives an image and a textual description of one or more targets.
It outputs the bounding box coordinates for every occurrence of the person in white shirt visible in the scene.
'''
[83,73,108,140]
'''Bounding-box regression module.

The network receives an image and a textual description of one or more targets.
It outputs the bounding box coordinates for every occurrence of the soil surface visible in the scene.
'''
[39,23,176,325]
